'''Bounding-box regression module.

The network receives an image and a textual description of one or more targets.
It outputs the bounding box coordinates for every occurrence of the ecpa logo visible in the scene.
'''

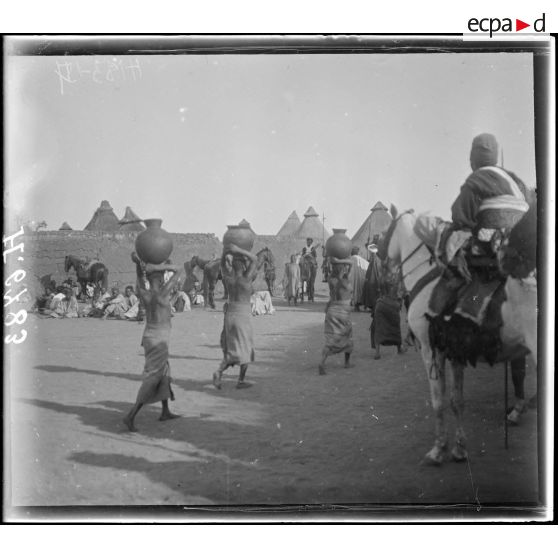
[468,12,546,37]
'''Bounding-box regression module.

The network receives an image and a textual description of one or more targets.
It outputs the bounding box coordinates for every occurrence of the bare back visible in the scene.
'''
[328,272,352,303]
[140,289,172,332]
[223,268,254,303]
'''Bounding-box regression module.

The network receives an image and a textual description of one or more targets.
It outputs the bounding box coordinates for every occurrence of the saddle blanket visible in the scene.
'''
[428,275,502,326]
[454,277,502,325]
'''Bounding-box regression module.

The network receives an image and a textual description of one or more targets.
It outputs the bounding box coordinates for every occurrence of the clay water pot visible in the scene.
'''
[223,224,255,252]
[135,218,173,264]
[325,228,352,259]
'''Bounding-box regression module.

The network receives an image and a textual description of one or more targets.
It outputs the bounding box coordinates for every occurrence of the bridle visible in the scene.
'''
[380,211,431,280]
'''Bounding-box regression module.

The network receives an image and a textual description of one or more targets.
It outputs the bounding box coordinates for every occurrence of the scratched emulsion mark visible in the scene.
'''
[54,57,143,95]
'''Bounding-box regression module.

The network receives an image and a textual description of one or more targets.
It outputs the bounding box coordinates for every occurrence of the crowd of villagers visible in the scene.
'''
[31,262,204,321]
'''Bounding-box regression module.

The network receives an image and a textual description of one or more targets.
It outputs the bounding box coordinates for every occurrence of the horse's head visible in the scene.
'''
[256,247,275,270]
[378,206,416,272]
[190,256,199,269]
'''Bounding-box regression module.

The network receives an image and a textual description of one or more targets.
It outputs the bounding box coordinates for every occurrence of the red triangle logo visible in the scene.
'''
[516,19,530,31]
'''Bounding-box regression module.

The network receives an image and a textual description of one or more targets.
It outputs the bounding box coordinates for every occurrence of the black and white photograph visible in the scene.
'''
[2,35,554,523]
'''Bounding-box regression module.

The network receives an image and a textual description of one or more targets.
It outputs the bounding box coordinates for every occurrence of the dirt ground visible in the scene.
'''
[6,284,540,517]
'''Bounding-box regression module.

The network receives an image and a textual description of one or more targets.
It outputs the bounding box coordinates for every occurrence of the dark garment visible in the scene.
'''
[371,296,402,348]
[451,166,527,231]
[501,200,537,278]
[362,257,382,310]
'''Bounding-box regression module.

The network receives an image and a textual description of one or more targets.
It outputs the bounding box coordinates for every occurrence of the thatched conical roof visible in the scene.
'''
[119,206,145,232]
[294,206,330,241]
[351,201,392,249]
[59,221,73,231]
[276,210,302,237]
[84,200,120,231]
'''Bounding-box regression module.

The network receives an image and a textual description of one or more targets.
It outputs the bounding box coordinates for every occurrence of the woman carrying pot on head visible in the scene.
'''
[212,244,258,390]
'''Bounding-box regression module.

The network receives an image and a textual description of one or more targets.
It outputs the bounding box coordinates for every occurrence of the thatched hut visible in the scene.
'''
[351,201,392,249]
[119,206,145,232]
[84,200,120,231]
[276,210,302,237]
[294,206,330,242]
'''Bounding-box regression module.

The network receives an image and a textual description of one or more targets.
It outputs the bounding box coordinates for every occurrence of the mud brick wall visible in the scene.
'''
[18,231,328,298]
[20,230,221,297]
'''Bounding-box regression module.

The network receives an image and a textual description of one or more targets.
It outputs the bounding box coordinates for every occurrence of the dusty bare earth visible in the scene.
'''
[7,285,539,516]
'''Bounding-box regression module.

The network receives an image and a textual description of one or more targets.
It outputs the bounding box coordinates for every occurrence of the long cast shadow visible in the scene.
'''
[168,354,220,362]
[33,364,221,395]
[18,397,265,457]
[68,451,283,505]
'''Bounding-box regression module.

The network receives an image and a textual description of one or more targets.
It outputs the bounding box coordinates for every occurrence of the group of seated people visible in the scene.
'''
[32,276,205,320]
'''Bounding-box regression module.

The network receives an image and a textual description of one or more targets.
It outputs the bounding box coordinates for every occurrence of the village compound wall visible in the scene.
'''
[19,230,322,297]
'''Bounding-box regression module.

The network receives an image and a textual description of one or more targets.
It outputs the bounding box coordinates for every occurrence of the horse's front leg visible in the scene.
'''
[448,360,467,462]
[208,279,216,309]
[422,347,448,465]
[202,276,210,308]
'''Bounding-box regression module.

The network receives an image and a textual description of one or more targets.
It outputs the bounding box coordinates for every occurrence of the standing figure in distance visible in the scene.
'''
[123,253,183,432]
[362,243,382,312]
[213,244,258,390]
[283,254,301,306]
[349,245,368,312]
[371,264,405,360]
[318,256,353,375]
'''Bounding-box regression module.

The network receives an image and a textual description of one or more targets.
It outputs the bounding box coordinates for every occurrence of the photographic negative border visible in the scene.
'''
[2,33,554,524]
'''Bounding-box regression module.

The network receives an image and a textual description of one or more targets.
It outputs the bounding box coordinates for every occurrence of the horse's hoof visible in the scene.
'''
[423,454,443,467]
[506,410,521,426]
[423,448,445,466]
[451,447,468,462]
[507,403,525,426]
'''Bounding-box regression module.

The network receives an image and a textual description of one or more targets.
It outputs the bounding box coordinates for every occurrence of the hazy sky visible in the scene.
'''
[6,50,536,237]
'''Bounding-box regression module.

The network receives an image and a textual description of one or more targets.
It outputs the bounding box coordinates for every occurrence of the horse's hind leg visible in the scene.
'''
[507,357,526,426]
[208,280,216,309]
[423,347,448,465]
[448,360,468,462]
[202,276,211,309]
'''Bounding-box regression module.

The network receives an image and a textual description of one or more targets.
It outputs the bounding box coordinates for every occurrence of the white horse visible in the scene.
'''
[381,206,536,465]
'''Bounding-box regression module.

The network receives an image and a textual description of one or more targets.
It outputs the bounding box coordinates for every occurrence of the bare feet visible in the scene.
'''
[159,412,181,421]
[344,363,354,369]
[236,381,252,389]
[122,416,138,432]
[374,353,381,360]
[212,372,222,390]
[318,364,326,375]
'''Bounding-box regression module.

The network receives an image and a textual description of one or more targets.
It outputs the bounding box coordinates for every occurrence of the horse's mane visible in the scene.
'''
[378,209,416,260]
